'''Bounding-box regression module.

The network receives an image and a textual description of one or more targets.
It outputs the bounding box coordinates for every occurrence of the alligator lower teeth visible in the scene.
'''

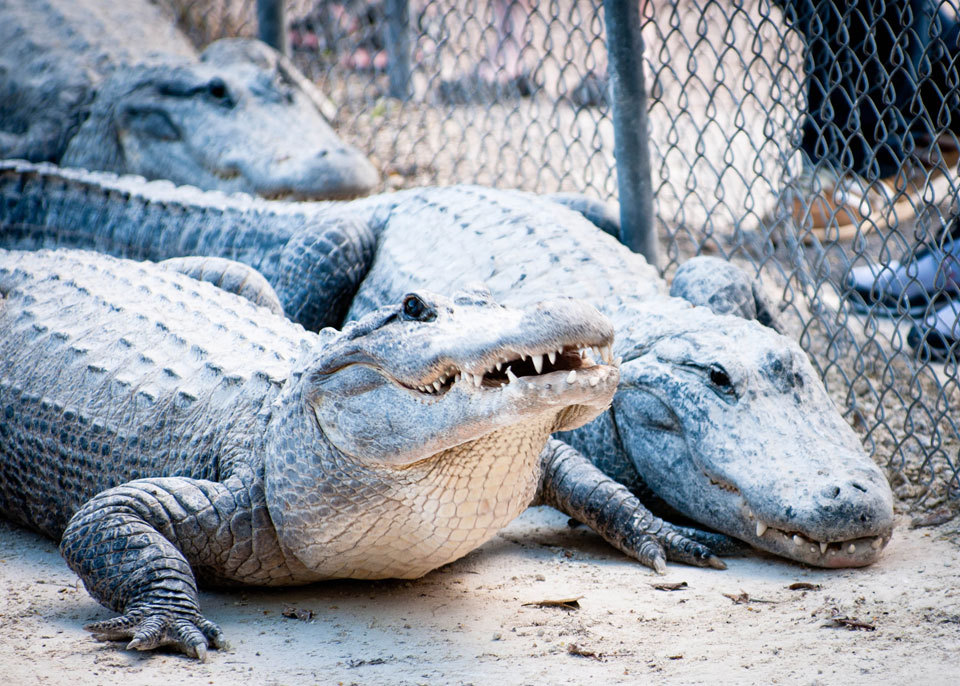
[566,370,577,383]
[506,368,518,383]
[871,537,882,550]
[847,543,856,554]
[793,535,803,546]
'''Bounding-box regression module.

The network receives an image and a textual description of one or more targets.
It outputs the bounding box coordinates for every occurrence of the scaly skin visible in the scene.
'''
[0,0,378,198]
[0,248,625,658]
[0,162,896,567]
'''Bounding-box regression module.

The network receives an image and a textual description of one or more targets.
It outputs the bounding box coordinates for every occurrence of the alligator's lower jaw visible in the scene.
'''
[744,514,892,567]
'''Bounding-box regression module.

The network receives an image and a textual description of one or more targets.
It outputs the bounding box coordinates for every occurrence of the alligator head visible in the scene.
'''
[61,38,378,199]
[265,287,620,579]
[610,306,894,567]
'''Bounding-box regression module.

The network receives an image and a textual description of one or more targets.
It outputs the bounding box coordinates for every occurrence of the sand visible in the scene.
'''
[2,506,958,685]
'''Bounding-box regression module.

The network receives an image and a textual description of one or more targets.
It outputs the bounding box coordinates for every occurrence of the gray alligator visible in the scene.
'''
[0,0,378,198]
[0,161,896,568]
[0,247,644,658]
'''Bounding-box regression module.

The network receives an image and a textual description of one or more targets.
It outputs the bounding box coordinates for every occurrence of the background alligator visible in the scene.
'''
[0,0,378,198]
[0,248,668,658]
[0,161,896,568]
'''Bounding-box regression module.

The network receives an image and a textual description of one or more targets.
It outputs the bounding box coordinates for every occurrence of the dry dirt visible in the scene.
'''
[2,507,958,685]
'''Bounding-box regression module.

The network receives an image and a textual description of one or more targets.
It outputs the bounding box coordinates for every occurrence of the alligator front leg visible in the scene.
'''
[536,439,732,573]
[59,472,280,659]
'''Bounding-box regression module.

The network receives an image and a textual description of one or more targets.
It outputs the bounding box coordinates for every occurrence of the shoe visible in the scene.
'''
[789,145,958,242]
[908,297,960,361]
[845,222,960,315]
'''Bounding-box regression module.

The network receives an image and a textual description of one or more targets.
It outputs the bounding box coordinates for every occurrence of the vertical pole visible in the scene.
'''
[384,0,412,99]
[603,0,658,267]
[257,0,288,56]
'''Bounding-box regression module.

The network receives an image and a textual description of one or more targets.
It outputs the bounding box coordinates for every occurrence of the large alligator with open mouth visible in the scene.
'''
[0,161,896,568]
[0,0,378,198]
[0,247,646,658]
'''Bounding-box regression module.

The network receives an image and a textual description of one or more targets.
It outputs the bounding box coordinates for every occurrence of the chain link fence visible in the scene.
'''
[169,0,960,512]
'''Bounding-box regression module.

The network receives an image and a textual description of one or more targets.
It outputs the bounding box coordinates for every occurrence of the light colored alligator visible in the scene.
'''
[0,161,896,568]
[0,247,630,658]
[0,0,378,198]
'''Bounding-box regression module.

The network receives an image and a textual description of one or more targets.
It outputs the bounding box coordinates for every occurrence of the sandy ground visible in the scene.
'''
[2,507,958,685]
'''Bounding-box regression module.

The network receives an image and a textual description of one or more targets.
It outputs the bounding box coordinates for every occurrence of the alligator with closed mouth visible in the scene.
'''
[0,161,896,568]
[0,247,654,658]
[0,0,378,198]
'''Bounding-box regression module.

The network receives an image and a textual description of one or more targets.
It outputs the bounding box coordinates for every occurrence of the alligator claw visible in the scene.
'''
[85,610,225,660]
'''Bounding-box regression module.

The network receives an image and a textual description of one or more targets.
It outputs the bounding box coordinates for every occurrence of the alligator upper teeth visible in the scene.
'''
[416,342,614,395]
[756,522,767,537]
[819,541,828,554]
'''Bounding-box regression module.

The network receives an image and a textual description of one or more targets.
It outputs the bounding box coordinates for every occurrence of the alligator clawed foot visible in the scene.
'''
[660,523,744,570]
[85,610,225,660]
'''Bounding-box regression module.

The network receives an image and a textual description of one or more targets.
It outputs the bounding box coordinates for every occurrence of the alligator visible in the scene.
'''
[0,161,896,568]
[0,0,378,198]
[0,247,672,658]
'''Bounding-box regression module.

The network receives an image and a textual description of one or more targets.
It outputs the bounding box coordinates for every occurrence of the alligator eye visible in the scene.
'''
[709,365,732,390]
[208,78,228,99]
[401,294,435,321]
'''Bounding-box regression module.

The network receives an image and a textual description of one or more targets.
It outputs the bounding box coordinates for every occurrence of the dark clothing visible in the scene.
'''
[777,0,959,178]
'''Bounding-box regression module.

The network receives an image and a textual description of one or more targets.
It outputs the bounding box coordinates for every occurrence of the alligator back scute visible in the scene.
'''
[0,249,307,539]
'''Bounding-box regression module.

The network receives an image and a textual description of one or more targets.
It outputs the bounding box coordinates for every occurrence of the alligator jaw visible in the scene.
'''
[405,343,616,396]
[699,472,894,567]
[738,501,892,567]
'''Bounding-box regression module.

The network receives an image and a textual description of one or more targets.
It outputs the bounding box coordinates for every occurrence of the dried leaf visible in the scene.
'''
[788,582,822,591]
[652,581,688,592]
[567,643,602,660]
[910,508,957,529]
[522,596,582,610]
[722,590,776,604]
[823,608,876,631]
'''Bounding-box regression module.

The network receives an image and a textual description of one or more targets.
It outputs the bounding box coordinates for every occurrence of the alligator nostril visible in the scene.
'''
[829,486,841,498]
[851,482,867,493]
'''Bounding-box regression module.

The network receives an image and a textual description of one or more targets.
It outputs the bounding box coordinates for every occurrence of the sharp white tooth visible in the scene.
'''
[589,376,599,387]
[463,373,473,386]
[793,535,803,546]
[495,361,503,371]
[566,370,577,383]
[433,380,443,392]
[506,368,518,383]
[847,543,856,554]
[614,356,622,367]
[810,545,817,554]
[601,344,613,363]
[819,541,828,555]
[871,537,882,550]
[547,350,557,365]
[532,354,544,374]
[756,522,767,537]
[455,373,461,384]
[474,373,483,388]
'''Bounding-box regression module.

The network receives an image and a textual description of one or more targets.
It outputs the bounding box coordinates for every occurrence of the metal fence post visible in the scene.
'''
[257,0,288,56]
[603,0,658,267]
[384,0,413,99]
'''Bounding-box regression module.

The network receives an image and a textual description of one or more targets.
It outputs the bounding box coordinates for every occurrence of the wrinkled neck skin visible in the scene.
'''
[574,306,895,567]
[263,365,554,581]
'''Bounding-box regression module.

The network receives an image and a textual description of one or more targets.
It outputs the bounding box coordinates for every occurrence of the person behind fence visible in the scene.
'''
[778,0,960,360]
